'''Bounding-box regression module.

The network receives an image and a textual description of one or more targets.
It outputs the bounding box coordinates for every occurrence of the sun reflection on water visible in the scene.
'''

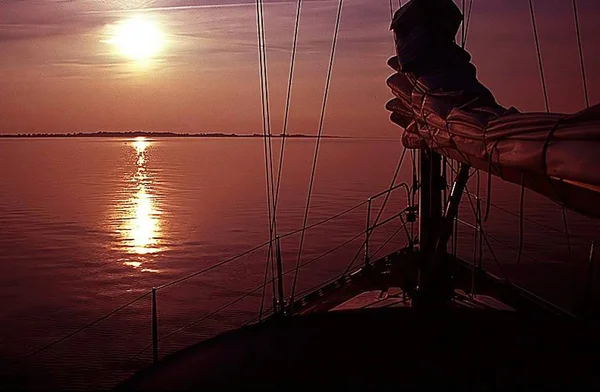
[120,137,162,268]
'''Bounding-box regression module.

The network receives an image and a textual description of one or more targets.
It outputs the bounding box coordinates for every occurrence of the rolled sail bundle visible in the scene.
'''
[386,0,600,219]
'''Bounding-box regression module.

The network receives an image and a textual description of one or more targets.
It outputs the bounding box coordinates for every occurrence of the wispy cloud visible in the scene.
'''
[1,0,599,134]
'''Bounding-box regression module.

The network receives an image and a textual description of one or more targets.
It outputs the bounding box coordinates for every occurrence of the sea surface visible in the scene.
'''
[1,137,599,389]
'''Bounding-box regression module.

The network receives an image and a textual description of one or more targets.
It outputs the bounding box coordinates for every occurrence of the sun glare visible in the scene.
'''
[108,17,165,61]
[117,137,163,258]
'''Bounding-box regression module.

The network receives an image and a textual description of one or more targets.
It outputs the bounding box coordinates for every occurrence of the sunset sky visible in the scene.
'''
[1,0,599,136]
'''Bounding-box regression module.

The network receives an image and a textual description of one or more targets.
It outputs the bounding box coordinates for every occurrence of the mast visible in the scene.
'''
[415,148,446,307]
[403,0,466,308]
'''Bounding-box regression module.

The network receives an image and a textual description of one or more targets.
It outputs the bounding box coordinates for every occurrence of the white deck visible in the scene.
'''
[331,288,515,312]
[330,288,411,311]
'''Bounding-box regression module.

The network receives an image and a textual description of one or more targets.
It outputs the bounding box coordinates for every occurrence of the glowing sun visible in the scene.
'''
[108,17,165,61]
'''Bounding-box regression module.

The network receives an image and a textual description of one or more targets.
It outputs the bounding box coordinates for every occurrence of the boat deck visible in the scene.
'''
[114,248,598,390]
[329,288,516,312]
[115,307,600,390]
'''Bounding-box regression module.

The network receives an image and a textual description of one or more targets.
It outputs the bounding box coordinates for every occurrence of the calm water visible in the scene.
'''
[1,137,598,389]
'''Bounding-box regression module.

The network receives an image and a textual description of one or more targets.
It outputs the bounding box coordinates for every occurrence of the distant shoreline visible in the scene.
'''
[0,131,348,139]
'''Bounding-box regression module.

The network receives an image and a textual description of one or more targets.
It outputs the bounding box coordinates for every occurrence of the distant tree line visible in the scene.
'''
[0,131,342,138]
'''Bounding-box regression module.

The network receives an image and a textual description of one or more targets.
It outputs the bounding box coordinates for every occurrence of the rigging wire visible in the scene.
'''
[289,0,344,309]
[20,194,391,360]
[470,170,482,294]
[528,0,550,112]
[371,217,409,259]
[477,180,483,272]
[258,245,274,321]
[515,175,525,265]
[451,0,474,270]
[158,241,270,291]
[462,0,474,48]
[572,0,590,108]
[524,0,548,266]
[281,200,368,239]
[452,160,459,259]
[528,0,574,268]
[462,185,510,282]
[372,146,409,228]
[569,6,594,310]
[465,190,595,244]
[21,291,151,360]
[135,226,374,359]
[259,0,277,213]
[255,0,279,313]
[410,149,417,243]
[259,0,304,319]
[256,0,275,222]
[461,0,466,46]
[375,0,414,242]
[271,0,303,220]
[132,283,268,361]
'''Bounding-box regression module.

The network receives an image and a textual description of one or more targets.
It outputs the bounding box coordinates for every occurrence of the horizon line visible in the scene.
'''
[0,131,353,139]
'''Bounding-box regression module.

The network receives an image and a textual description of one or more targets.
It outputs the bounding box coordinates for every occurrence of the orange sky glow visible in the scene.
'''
[1,0,599,136]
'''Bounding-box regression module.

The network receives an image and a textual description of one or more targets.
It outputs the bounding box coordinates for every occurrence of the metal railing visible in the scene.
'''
[14,160,600,390]
[13,181,413,389]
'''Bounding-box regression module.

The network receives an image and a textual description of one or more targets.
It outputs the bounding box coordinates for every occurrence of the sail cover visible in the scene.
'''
[386,0,600,219]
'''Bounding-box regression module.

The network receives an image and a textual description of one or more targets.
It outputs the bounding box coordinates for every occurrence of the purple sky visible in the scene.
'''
[1,0,599,136]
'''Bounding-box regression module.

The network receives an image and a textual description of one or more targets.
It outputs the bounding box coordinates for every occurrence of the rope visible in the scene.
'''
[528,0,550,112]
[289,0,344,308]
[572,0,590,108]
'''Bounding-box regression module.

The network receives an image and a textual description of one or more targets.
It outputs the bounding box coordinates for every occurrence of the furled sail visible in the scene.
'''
[386,0,600,219]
